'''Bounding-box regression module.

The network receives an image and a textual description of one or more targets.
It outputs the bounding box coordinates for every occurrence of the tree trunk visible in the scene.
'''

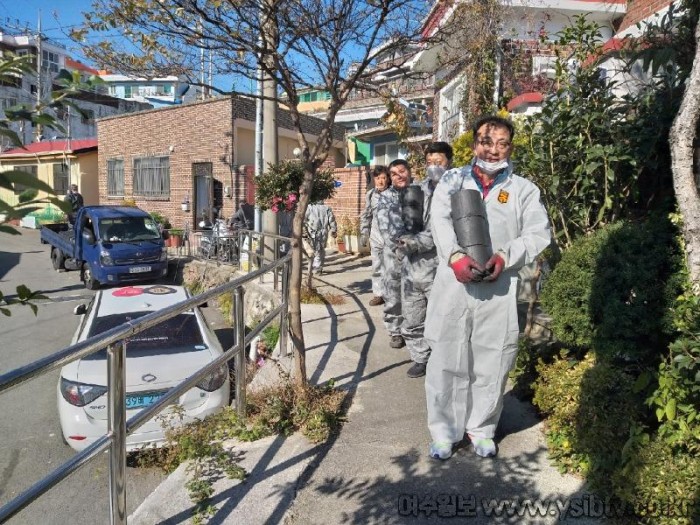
[670,19,700,293]
[289,205,307,386]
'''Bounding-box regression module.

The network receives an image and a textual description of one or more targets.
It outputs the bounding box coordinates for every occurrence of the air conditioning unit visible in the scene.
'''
[532,55,557,79]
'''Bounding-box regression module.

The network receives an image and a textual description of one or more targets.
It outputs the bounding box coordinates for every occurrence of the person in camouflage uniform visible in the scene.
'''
[303,202,337,275]
[359,166,391,306]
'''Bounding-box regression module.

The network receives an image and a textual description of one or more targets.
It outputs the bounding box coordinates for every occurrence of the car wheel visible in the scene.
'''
[51,248,65,270]
[82,264,100,290]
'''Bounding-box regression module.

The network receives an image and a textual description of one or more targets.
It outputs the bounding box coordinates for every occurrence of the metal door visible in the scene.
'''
[193,162,213,226]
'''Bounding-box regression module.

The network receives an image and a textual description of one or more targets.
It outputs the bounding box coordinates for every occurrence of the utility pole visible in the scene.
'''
[199,17,206,100]
[34,12,43,142]
[261,0,279,260]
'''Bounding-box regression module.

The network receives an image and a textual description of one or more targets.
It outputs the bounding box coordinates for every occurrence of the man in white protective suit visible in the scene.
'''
[359,166,391,307]
[425,115,551,460]
[303,202,337,275]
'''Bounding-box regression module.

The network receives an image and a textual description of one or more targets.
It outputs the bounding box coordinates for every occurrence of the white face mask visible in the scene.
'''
[425,165,446,182]
[475,158,509,175]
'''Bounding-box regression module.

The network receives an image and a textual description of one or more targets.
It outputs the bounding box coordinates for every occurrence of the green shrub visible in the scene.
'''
[508,338,562,401]
[646,281,700,452]
[613,435,700,525]
[533,352,644,492]
[540,217,683,365]
[261,324,280,352]
[149,211,171,229]
[255,160,336,212]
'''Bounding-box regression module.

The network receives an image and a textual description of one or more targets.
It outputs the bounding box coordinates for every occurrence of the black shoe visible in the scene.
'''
[407,362,426,378]
[389,335,405,349]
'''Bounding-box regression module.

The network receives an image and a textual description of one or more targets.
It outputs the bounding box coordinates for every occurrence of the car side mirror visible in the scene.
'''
[73,304,87,315]
[82,229,96,245]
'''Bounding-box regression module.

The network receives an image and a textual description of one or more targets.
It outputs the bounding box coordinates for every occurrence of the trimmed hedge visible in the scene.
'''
[533,353,644,492]
[540,217,683,365]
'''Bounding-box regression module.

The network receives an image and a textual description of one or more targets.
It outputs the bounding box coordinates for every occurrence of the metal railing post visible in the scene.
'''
[107,340,127,525]
[258,233,265,283]
[273,237,279,291]
[279,260,289,357]
[234,286,246,418]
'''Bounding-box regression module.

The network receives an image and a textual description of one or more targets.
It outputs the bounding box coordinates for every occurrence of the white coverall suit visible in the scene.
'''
[425,162,551,442]
[377,180,439,361]
[303,203,337,271]
[360,188,385,297]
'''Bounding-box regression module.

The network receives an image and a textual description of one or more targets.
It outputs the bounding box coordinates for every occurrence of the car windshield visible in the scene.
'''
[98,216,161,242]
[84,311,207,359]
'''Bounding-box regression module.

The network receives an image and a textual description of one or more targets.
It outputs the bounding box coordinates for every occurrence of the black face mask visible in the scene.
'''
[426,165,446,182]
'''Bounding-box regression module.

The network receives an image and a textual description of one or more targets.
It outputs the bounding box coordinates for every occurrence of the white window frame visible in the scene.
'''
[438,75,465,143]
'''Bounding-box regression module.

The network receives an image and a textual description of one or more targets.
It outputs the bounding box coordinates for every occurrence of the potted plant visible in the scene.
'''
[337,215,361,253]
[149,212,172,245]
[169,228,184,248]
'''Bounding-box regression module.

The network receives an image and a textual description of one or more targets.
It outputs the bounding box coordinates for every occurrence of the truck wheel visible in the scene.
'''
[82,264,100,290]
[51,248,66,270]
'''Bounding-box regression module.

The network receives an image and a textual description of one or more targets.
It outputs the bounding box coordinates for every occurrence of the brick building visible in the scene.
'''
[97,96,345,231]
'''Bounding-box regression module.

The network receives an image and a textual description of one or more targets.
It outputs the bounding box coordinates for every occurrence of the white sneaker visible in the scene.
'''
[429,441,453,460]
[469,435,497,457]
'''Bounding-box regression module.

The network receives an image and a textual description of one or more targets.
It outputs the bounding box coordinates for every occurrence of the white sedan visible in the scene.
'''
[57,284,230,452]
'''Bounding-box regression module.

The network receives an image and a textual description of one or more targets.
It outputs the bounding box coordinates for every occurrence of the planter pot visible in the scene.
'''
[170,234,182,248]
[336,239,346,253]
[344,234,360,253]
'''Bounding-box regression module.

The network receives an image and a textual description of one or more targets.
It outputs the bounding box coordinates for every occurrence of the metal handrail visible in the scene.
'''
[0,252,291,525]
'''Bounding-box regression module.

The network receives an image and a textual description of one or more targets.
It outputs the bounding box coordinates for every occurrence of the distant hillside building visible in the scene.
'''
[98,72,196,108]
[0,29,151,147]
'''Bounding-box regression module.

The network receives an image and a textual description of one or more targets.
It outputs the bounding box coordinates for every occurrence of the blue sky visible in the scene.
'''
[0,0,94,61]
[0,0,244,92]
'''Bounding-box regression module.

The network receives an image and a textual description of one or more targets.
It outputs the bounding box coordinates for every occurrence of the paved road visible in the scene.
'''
[0,227,165,524]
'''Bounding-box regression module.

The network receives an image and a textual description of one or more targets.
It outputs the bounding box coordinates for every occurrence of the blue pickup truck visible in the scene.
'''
[40,206,168,290]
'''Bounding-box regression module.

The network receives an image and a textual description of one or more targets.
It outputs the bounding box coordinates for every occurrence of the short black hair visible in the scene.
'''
[388,158,410,171]
[371,165,390,177]
[472,115,515,141]
[424,141,453,161]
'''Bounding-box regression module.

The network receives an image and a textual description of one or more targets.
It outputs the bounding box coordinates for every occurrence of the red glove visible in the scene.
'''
[449,255,484,283]
[483,253,505,282]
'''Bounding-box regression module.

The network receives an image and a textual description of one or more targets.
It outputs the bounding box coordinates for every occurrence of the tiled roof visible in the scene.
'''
[507,92,544,111]
[1,139,98,156]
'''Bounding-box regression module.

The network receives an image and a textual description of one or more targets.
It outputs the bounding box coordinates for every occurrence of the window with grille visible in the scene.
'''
[53,163,70,195]
[133,156,170,198]
[107,158,125,197]
[42,50,60,74]
[12,165,38,195]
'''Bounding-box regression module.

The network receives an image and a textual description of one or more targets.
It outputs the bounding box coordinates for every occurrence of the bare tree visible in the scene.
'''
[669,19,700,292]
[73,0,429,384]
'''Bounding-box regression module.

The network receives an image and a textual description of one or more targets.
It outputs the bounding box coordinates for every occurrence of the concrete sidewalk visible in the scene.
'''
[130,250,599,524]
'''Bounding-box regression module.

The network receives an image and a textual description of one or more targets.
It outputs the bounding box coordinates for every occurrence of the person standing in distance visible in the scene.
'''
[64,183,84,225]
[425,116,551,460]
[360,166,391,307]
[303,202,337,275]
